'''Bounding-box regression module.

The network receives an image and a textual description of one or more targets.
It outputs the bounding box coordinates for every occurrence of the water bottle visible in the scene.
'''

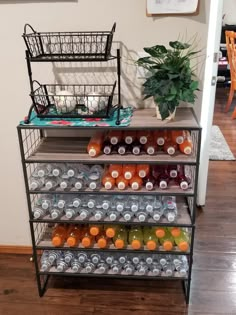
[150,262,162,276]
[72,197,83,208]
[136,211,148,222]
[72,178,87,190]
[124,261,135,275]
[29,177,44,190]
[151,197,164,221]
[159,255,169,267]
[49,207,63,219]
[56,195,69,209]
[105,255,115,265]
[143,196,155,214]
[88,165,104,190]
[101,196,112,210]
[97,262,108,274]
[136,261,148,275]
[64,251,74,264]
[56,257,69,272]
[94,209,105,221]
[108,210,120,221]
[118,255,127,265]
[79,208,91,220]
[71,258,83,273]
[40,251,52,271]
[77,252,88,264]
[48,250,62,264]
[111,260,122,274]
[122,210,134,222]
[59,178,72,190]
[65,207,78,219]
[66,164,78,178]
[91,253,101,265]
[115,195,125,212]
[51,163,67,177]
[84,261,95,273]
[128,195,139,213]
[44,177,59,190]
[33,164,52,178]
[86,195,96,209]
[174,256,189,277]
[132,256,141,265]
[32,206,46,219]
[40,194,54,210]
[145,256,154,265]
[163,262,175,276]
[77,164,90,178]
[163,197,178,222]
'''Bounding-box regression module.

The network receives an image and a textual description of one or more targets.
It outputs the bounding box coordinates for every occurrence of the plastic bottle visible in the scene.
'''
[154,130,167,146]
[51,164,67,177]
[59,179,72,190]
[114,195,125,212]
[29,177,44,190]
[111,260,122,274]
[33,164,52,178]
[86,195,96,209]
[56,195,69,209]
[90,253,101,265]
[137,164,150,178]
[81,229,94,248]
[108,164,123,179]
[77,252,88,264]
[153,226,166,239]
[143,175,156,191]
[130,176,143,191]
[171,130,185,144]
[143,227,159,250]
[159,255,170,267]
[174,256,189,277]
[128,195,139,213]
[145,256,154,265]
[66,164,78,178]
[33,206,46,219]
[144,139,157,155]
[44,177,59,190]
[105,225,119,238]
[168,227,181,238]
[108,210,120,221]
[71,258,83,273]
[105,255,115,265]
[88,178,101,191]
[131,256,141,265]
[48,250,62,264]
[116,175,129,190]
[103,141,113,155]
[131,141,142,155]
[123,164,136,180]
[124,130,136,145]
[64,251,74,264]
[84,262,96,273]
[122,210,134,222]
[49,207,63,219]
[152,197,164,221]
[96,231,110,249]
[137,130,152,145]
[113,226,128,249]
[167,165,178,179]
[56,258,69,272]
[159,231,175,251]
[89,224,102,236]
[136,261,149,275]
[88,165,104,190]
[40,195,54,210]
[163,197,178,222]
[117,142,129,155]
[163,139,178,155]
[176,165,191,190]
[163,262,175,276]
[150,262,162,276]
[124,261,135,275]
[72,178,87,191]
[94,209,105,221]
[118,255,127,265]
[174,230,190,252]
[97,262,108,274]
[129,226,143,250]
[41,254,52,272]
[136,211,148,222]
[102,172,116,190]
[65,207,78,219]
[107,130,123,145]
[179,131,193,155]
[101,196,111,210]
[79,208,91,220]
[142,195,155,214]
[157,171,170,190]
[51,224,68,247]
[77,164,91,179]
[87,132,104,157]
[67,225,82,247]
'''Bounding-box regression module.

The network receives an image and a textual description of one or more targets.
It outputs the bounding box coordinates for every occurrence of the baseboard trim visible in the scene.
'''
[0,245,32,254]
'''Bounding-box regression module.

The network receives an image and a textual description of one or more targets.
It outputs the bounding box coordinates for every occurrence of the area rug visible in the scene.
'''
[209,125,235,160]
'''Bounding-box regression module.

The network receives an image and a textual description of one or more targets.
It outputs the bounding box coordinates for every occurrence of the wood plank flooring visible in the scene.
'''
[1,89,236,314]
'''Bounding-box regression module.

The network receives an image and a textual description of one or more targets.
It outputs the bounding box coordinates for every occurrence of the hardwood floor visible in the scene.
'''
[1,90,236,314]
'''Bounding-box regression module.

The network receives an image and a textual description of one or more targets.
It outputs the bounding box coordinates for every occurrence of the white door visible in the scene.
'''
[197,0,224,205]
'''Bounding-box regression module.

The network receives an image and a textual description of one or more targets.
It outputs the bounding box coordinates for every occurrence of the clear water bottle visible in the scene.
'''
[152,197,164,221]
[118,255,127,265]
[88,178,101,191]
[49,207,63,219]
[48,250,62,264]
[88,165,104,190]
[77,164,90,179]
[29,177,44,190]
[128,195,140,213]
[40,194,54,210]
[111,260,122,274]
[65,207,78,219]
[64,251,74,264]
[163,196,178,222]
[115,195,125,212]
[71,197,82,208]
[40,251,52,271]
[32,206,46,219]
[163,262,175,276]
[174,256,189,277]
[77,252,88,264]
[86,195,96,209]
[84,261,95,273]
[44,177,59,190]
[108,210,120,221]
[72,178,87,190]
[71,258,83,273]
[159,255,169,267]
[145,256,154,265]
[66,164,78,178]
[101,196,112,210]
[150,262,162,276]
[33,164,52,178]
[59,178,72,190]
[79,208,91,220]
[122,210,134,222]
[56,257,69,272]
[136,211,148,222]
[105,255,115,265]
[132,256,141,265]
[56,195,69,209]
[94,209,105,221]
[136,261,148,275]
[97,262,108,274]
[51,163,67,177]
[124,261,135,275]
[91,253,101,265]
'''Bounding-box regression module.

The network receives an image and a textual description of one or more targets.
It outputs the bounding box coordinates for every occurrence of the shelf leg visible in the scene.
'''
[117,49,122,109]
[39,275,50,297]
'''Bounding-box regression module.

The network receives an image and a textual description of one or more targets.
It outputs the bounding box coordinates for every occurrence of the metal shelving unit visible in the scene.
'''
[17,107,201,303]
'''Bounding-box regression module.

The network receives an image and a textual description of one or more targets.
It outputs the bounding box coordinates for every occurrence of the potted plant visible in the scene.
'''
[136,40,200,120]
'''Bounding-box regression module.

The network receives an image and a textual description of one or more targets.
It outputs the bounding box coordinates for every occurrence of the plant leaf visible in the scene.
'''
[169,41,190,50]
[144,45,167,57]
[136,57,156,66]
[190,80,199,90]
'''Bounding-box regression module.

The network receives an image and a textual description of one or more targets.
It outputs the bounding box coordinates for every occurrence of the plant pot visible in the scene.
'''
[156,105,176,121]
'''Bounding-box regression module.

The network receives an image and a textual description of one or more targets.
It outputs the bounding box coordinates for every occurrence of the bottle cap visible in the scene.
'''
[178,241,189,252]
[176,136,184,144]
[118,147,126,155]
[73,199,81,208]
[138,214,146,222]
[111,170,119,178]
[104,146,111,155]
[109,213,117,221]
[57,264,64,273]
[89,148,97,157]
[38,170,45,177]
[99,265,106,273]
[106,228,116,238]
[90,226,100,236]
[113,266,119,274]
[119,256,126,264]
[146,182,154,191]
[131,204,138,212]
[125,136,133,144]
[86,265,92,273]
[41,202,49,210]
[72,265,79,272]
[65,255,72,263]
[138,170,146,178]
[146,204,153,212]
[170,170,178,178]
[159,180,167,189]
[115,239,125,249]
[126,267,133,275]
[117,182,125,190]
[58,200,65,209]
[67,237,77,247]
[94,212,102,220]
[167,212,175,222]
[30,182,38,190]
[147,147,155,155]
[82,237,92,248]
[131,182,139,190]
[155,228,165,238]
[153,213,161,221]
[52,169,60,176]
[180,181,189,190]
[165,269,173,276]
[51,210,58,219]
[41,263,48,272]
[167,147,175,155]
[34,210,41,219]
[170,227,181,238]
[89,182,97,190]
[102,202,109,210]
[87,201,95,209]
[80,211,87,220]
[163,240,173,251]
[60,181,67,189]
[67,169,75,177]
[152,268,160,276]
[184,146,192,155]
[124,171,132,180]
[116,204,124,212]
[124,213,131,221]
[45,182,53,190]
[146,257,153,264]
[66,210,73,219]
[52,236,62,247]
[157,138,165,146]
[110,137,118,145]
[132,147,140,155]
[131,240,141,250]
[78,255,86,263]
[75,182,82,190]
[106,257,113,264]
[160,258,167,266]
[97,238,107,249]
[139,136,147,144]
[179,268,187,277]
[104,182,112,190]
[147,240,157,250]
[132,257,140,264]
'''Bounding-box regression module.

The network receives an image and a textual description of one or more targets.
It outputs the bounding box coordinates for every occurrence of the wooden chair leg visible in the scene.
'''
[225,85,235,113]
[232,106,236,119]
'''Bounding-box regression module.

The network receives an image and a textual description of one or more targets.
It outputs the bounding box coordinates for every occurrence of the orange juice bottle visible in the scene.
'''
[137,164,150,178]
[124,130,137,145]
[102,172,116,190]
[116,175,129,190]
[108,164,123,179]
[66,225,82,247]
[51,224,68,247]
[87,132,104,157]
[174,230,190,252]
[129,226,143,250]
[154,130,168,146]
[137,130,152,145]
[113,226,128,249]
[81,228,94,248]
[179,131,193,155]
[159,231,175,251]
[153,226,166,239]
[89,224,102,236]
[143,227,159,250]
[129,175,143,190]
[107,130,123,145]
[123,164,136,180]
[168,227,181,238]
[96,231,110,249]
[105,224,120,238]
[171,130,185,144]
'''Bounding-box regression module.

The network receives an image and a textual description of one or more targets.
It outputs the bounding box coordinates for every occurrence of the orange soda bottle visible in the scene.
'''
[107,130,123,145]
[87,132,104,157]
[123,164,136,180]
[66,225,82,247]
[137,130,152,145]
[89,224,102,236]
[136,164,150,178]
[102,172,116,190]
[116,175,129,190]
[171,130,185,144]
[96,231,110,249]
[81,228,94,248]
[154,130,168,146]
[179,131,193,155]
[52,224,68,247]
[129,175,143,190]
[108,164,123,179]
[124,130,137,145]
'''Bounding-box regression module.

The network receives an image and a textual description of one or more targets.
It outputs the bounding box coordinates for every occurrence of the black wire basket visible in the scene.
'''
[23,23,116,61]
[30,80,117,119]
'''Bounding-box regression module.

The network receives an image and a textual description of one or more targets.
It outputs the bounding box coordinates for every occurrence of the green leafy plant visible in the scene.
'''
[136,40,200,120]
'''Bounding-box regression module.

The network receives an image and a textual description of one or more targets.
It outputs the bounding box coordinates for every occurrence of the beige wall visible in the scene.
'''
[0,0,210,245]
[223,0,236,25]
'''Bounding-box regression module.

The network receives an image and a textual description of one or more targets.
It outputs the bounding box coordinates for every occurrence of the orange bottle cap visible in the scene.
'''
[163,240,173,251]
[178,241,189,252]
[97,238,107,248]
[170,228,181,238]
[90,226,100,236]
[82,237,91,248]
[146,240,157,251]
[115,239,125,249]
[52,236,62,247]
[132,240,141,250]
[155,229,165,238]
[106,228,115,238]
[67,237,77,247]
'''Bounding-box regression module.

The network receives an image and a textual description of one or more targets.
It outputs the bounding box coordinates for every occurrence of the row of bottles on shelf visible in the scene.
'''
[41,250,189,277]
[87,130,193,157]
[29,163,191,191]
[33,195,178,223]
[50,224,190,252]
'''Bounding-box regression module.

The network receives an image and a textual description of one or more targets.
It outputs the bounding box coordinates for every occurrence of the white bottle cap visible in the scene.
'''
[95,212,102,220]
[116,204,124,212]
[109,213,117,221]
[157,138,165,146]
[165,269,173,276]
[89,148,97,157]
[87,201,95,209]
[102,202,109,210]
[72,265,79,272]
[180,181,189,190]
[113,266,119,274]
[152,269,160,276]
[48,255,55,263]
[119,256,126,264]
[184,147,192,155]
[111,170,119,178]
[176,136,184,144]
[160,258,167,266]
[58,200,65,209]
[110,137,118,145]
[34,210,41,219]
[179,269,187,277]
[65,256,72,263]
[147,147,155,155]
[66,210,73,219]
[146,257,153,264]
[99,266,106,273]
[124,213,131,221]
[52,169,60,176]
[118,147,126,155]
[89,182,97,190]
[60,181,67,189]
[125,136,133,144]
[38,170,45,177]
[167,147,175,155]
[138,170,146,178]
[131,182,139,190]
[126,267,133,275]
[139,136,147,144]
[51,210,58,219]
[86,265,92,273]
[124,171,132,180]
[170,170,178,178]
[45,182,53,190]
[132,147,140,155]
[105,182,112,190]
[106,257,113,264]
[146,204,153,212]
[153,213,161,221]
[80,211,87,220]
[42,202,49,210]
[168,212,175,222]
[78,256,86,263]
[132,257,140,264]
[104,146,111,155]
[131,204,138,212]
[75,182,82,190]
[146,182,154,191]
[67,169,75,177]
[41,263,48,272]
[117,182,125,190]
[139,214,146,222]
[159,180,167,189]
[30,182,38,190]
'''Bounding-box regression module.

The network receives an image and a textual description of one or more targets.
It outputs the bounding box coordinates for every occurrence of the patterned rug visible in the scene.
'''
[209,125,235,160]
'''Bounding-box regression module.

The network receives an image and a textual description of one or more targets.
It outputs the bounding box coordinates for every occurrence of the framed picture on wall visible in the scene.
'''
[147,0,199,16]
